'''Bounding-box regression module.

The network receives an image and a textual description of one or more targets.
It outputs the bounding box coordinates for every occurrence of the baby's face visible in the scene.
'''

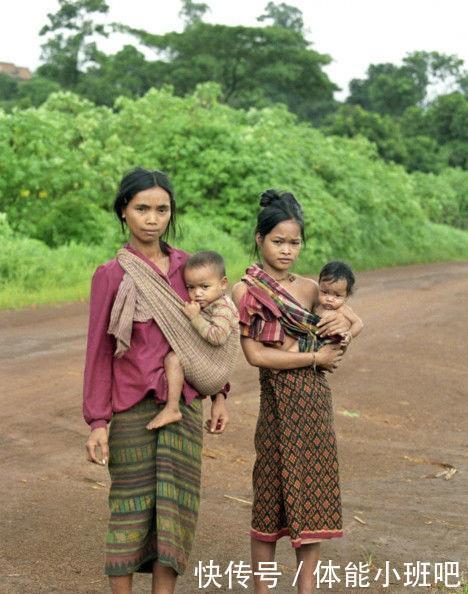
[184,265,227,309]
[318,277,348,311]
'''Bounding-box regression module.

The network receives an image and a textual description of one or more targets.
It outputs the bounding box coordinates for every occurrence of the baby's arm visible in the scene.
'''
[339,304,364,343]
[188,301,236,346]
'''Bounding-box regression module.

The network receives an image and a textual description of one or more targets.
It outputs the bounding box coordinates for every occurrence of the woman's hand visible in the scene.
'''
[340,331,352,346]
[315,343,343,372]
[86,427,109,465]
[205,393,229,434]
[317,310,350,337]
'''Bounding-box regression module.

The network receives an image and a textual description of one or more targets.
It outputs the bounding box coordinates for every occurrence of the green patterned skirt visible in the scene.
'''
[105,394,203,576]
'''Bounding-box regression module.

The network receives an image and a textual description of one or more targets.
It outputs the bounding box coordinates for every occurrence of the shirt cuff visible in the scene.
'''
[90,419,108,430]
[210,382,230,401]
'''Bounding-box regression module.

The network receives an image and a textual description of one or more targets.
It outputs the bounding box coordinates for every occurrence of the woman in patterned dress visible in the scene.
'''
[232,190,349,594]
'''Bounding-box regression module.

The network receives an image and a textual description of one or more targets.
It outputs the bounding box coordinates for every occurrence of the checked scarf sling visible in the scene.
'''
[108,249,239,396]
[242,264,331,352]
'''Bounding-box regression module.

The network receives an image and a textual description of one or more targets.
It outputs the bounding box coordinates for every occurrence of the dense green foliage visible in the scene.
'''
[0,74,61,111]
[1,1,466,177]
[112,21,337,121]
[323,91,468,173]
[0,85,467,308]
[347,52,466,116]
[30,0,337,122]
[323,52,468,172]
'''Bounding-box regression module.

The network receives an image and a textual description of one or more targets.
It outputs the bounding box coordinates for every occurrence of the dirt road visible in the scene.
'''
[0,262,467,594]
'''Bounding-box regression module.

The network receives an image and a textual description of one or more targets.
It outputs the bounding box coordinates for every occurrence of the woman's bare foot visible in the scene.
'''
[146,406,182,430]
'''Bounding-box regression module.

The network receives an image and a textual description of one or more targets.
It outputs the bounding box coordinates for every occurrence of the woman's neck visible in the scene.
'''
[261,262,292,282]
[129,237,164,261]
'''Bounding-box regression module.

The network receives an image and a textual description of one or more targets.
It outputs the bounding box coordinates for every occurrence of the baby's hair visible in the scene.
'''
[319,261,355,295]
[185,250,226,277]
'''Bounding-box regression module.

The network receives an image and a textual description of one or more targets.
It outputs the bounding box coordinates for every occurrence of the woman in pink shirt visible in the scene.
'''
[83,167,229,594]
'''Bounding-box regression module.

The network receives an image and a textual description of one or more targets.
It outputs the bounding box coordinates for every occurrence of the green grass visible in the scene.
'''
[0,279,92,309]
[1,220,467,310]
[0,234,113,310]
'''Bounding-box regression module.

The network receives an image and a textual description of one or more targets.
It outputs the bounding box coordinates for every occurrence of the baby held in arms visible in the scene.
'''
[147,250,238,430]
[286,260,363,353]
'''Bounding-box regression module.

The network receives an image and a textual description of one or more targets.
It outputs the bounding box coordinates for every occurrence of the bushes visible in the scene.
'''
[0,214,114,308]
[0,85,467,308]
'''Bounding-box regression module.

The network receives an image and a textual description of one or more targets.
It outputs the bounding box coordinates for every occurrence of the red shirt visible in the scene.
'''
[83,244,201,430]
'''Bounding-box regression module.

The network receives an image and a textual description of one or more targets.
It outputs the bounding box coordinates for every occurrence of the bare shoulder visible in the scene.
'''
[298,275,318,291]
[295,275,319,307]
[231,281,247,306]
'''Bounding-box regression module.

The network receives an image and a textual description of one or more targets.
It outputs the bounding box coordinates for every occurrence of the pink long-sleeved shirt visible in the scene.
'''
[83,244,203,430]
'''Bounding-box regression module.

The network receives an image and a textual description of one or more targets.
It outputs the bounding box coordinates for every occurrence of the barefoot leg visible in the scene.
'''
[147,352,183,430]
[151,561,177,594]
[295,543,320,593]
[109,575,133,594]
[251,538,276,594]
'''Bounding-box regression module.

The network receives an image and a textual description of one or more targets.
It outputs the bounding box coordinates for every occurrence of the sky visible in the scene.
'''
[1,0,467,99]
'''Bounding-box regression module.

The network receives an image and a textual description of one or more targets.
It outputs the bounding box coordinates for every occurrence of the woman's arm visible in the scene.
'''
[83,265,115,465]
[205,393,229,434]
[232,280,343,371]
[241,336,343,372]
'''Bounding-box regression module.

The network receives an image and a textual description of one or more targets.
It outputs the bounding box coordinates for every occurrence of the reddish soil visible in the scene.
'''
[0,262,467,594]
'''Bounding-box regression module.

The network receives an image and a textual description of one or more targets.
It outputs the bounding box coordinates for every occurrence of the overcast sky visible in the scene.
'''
[1,0,467,99]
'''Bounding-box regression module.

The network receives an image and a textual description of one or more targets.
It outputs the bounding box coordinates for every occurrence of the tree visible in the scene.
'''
[322,104,446,173]
[178,0,210,28]
[347,51,467,116]
[0,74,19,101]
[37,0,109,89]
[404,51,466,101]
[17,77,62,107]
[0,74,60,110]
[426,92,468,168]
[76,45,164,105]
[121,22,337,122]
[347,63,425,116]
[257,1,304,33]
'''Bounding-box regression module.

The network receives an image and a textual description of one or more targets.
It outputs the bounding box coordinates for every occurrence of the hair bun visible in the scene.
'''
[259,189,282,208]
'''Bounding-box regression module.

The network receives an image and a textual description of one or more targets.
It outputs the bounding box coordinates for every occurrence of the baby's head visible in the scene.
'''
[184,251,228,309]
[318,261,355,311]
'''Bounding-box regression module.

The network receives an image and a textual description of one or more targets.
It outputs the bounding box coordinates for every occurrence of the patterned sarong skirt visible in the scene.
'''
[251,367,343,547]
[105,394,203,576]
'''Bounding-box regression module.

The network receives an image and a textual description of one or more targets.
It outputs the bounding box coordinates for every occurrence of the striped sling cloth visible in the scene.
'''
[241,264,333,352]
[108,249,240,395]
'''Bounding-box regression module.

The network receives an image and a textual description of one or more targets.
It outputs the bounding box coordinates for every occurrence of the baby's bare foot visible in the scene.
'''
[146,407,182,430]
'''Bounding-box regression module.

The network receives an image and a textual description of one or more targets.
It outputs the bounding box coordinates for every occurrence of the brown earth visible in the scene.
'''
[0,262,467,594]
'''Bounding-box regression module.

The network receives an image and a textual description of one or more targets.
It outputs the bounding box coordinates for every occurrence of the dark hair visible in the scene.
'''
[113,167,177,248]
[319,261,355,295]
[254,189,305,257]
[185,250,226,277]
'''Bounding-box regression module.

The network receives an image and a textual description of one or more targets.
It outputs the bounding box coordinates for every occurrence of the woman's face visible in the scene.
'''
[256,219,302,271]
[122,186,171,245]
